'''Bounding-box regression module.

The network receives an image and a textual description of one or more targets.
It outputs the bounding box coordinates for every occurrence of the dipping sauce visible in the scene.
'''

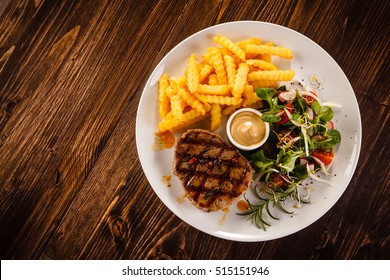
[230,111,266,148]
[237,199,250,211]
[218,207,230,225]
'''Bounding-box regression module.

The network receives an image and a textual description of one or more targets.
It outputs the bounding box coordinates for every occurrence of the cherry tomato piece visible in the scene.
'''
[312,150,334,165]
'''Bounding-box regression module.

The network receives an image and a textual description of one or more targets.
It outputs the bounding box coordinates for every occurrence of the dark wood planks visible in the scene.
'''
[0,0,389,260]
[41,0,231,261]
[0,0,177,258]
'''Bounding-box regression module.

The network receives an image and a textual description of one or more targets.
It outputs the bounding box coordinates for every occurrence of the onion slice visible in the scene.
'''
[321,101,343,108]
[278,90,297,102]
[306,107,314,121]
[301,127,310,157]
[284,108,303,127]
[306,164,334,187]
[311,155,330,176]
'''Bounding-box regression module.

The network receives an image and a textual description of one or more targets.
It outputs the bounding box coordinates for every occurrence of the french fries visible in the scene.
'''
[156,35,295,133]
[232,63,250,98]
[245,44,293,59]
[208,47,228,85]
[158,74,170,118]
[170,95,183,120]
[246,59,278,70]
[247,70,295,82]
[197,84,230,95]
[224,55,237,90]
[210,104,222,131]
[186,54,199,93]
[194,93,242,106]
[214,35,246,62]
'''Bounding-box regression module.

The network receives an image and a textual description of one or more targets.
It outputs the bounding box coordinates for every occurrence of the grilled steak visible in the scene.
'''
[173,129,253,212]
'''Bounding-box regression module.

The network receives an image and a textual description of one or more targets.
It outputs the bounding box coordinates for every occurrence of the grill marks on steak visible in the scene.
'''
[174,129,253,212]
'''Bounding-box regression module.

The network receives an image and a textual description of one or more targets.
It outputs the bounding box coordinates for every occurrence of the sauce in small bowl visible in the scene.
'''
[226,108,270,151]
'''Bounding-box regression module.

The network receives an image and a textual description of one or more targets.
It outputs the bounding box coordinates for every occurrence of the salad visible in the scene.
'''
[239,80,341,230]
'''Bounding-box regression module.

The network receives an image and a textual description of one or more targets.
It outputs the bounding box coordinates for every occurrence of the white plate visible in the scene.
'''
[136,21,361,241]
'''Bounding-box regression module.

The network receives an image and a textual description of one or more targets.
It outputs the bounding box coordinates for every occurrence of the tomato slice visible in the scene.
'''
[276,103,293,124]
[268,173,292,189]
[268,173,286,188]
[312,150,334,165]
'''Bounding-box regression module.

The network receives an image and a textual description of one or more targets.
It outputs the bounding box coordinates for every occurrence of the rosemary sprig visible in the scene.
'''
[238,182,310,231]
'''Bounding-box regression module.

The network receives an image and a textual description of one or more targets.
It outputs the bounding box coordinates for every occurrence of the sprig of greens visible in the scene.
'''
[238,181,310,231]
[256,87,284,123]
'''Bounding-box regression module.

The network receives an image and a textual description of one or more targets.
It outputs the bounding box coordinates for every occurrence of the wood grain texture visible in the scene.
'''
[0,0,389,260]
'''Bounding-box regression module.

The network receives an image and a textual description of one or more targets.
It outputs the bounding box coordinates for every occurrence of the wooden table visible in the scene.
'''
[0,0,388,260]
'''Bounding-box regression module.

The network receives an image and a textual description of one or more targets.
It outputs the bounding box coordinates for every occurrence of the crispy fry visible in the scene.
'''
[170,75,187,88]
[165,85,177,99]
[242,84,255,99]
[247,70,295,81]
[195,94,242,105]
[201,53,213,65]
[186,54,199,93]
[247,100,263,110]
[203,102,212,113]
[245,44,293,59]
[208,73,218,85]
[197,62,205,71]
[246,59,278,70]
[210,103,222,131]
[259,42,274,62]
[171,113,210,133]
[208,47,227,85]
[158,109,203,132]
[249,80,278,89]
[165,79,180,99]
[170,95,183,120]
[261,54,271,63]
[214,35,246,62]
[236,37,262,49]
[242,85,261,107]
[221,104,241,116]
[198,64,214,83]
[197,84,231,95]
[178,88,206,115]
[224,55,237,90]
[158,74,170,118]
[220,47,233,57]
[232,63,249,98]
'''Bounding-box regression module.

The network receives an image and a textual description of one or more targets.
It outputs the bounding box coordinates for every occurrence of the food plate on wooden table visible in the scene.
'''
[136,21,361,241]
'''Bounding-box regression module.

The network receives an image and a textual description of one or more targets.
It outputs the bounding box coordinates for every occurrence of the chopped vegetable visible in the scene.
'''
[312,150,334,166]
[278,90,297,102]
[277,103,293,124]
